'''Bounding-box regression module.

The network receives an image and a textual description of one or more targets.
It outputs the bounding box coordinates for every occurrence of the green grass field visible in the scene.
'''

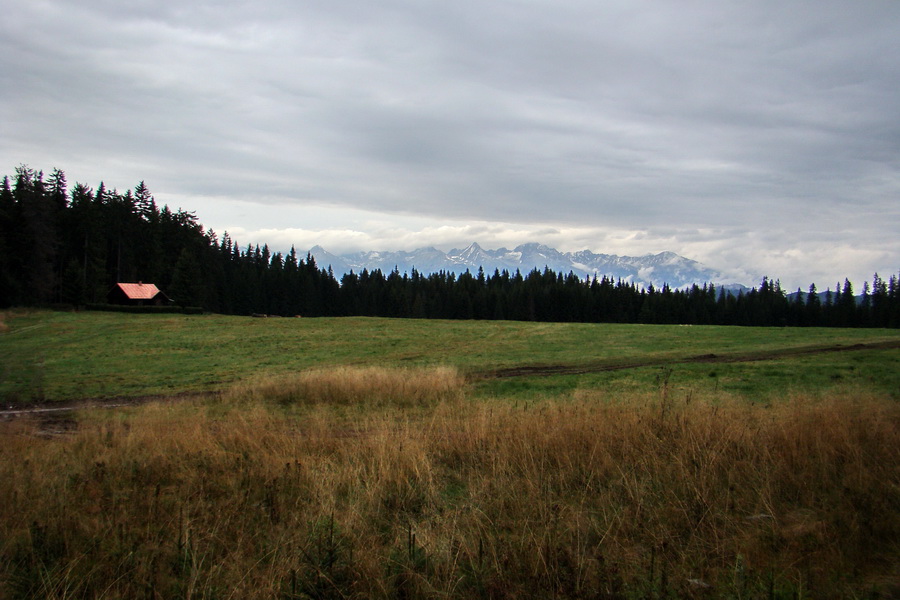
[2,309,899,403]
[2,309,900,598]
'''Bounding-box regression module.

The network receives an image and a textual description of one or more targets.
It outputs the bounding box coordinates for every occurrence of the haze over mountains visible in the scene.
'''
[310,242,746,290]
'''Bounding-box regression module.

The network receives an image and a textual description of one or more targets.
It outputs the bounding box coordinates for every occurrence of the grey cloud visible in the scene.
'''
[1,0,898,287]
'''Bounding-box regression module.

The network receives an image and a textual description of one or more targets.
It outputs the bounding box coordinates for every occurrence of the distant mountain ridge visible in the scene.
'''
[310,242,743,289]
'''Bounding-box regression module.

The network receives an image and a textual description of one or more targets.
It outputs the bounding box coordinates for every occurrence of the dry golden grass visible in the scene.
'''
[1,374,898,598]
[226,365,466,407]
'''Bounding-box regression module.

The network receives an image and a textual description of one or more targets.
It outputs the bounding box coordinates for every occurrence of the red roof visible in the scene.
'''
[115,282,162,300]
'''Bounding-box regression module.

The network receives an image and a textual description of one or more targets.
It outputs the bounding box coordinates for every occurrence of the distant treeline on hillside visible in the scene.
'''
[2,166,898,327]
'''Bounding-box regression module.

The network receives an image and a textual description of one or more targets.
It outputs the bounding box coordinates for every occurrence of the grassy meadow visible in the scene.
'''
[2,309,899,403]
[1,309,899,598]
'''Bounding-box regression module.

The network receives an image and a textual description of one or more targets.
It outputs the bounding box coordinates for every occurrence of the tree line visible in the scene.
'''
[1,166,898,327]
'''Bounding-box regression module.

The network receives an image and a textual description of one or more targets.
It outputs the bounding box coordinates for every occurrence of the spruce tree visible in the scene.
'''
[169,247,204,308]
[16,167,58,304]
[805,283,821,326]
[0,176,15,306]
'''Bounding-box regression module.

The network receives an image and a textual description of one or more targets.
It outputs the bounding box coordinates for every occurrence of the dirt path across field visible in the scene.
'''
[0,392,219,418]
[2,339,899,417]
[470,339,900,379]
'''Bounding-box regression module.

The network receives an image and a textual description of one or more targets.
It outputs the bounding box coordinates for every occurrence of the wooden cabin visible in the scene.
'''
[107,282,171,306]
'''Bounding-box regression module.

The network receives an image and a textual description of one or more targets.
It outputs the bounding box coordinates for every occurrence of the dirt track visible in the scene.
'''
[471,339,900,379]
[3,340,899,417]
[0,392,218,418]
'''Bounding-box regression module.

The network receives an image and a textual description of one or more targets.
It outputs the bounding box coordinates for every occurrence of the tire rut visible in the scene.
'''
[472,339,900,380]
[1,391,219,418]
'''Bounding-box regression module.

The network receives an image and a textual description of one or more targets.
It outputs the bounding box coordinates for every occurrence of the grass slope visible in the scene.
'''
[2,309,899,403]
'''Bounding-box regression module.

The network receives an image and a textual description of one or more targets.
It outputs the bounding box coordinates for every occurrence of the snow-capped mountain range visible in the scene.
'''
[309,242,746,290]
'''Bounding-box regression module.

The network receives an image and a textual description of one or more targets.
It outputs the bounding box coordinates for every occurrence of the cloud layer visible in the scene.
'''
[2,0,898,290]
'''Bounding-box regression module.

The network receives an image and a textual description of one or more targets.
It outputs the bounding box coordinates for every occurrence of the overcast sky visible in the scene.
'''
[2,0,898,290]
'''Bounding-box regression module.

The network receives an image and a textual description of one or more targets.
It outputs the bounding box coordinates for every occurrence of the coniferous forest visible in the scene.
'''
[1,166,898,327]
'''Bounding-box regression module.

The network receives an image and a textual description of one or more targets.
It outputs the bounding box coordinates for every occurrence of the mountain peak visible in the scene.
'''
[514,242,553,252]
[308,243,732,288]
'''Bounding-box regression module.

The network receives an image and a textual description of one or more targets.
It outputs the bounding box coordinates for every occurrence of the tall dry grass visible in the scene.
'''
[226,365,465,407]
[0,374,898,598]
